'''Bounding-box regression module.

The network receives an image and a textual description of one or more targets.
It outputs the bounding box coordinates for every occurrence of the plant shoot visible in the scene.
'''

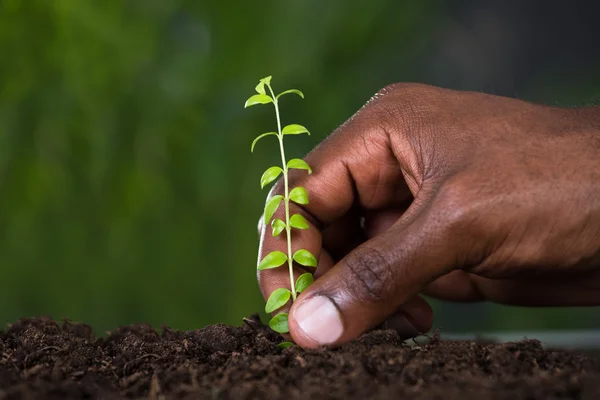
[245,76,316,344]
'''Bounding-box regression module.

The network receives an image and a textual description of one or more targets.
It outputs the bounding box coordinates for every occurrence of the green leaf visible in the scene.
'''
[251,132,277,153]
[261,166,283,189]
[271,218,286,237]
[282,124,310,135]
[295,273,314,293]
[289,187,308,205]
[258,251,288,271]
[256,76,271,94]
[277,89,304,100]
[293,249,317,268]
[276,341,294,349]
[290,214,309,230]
[264,195,283,225]
[287,158,312,174]
[255,80,266,95]
[265,288,291,313]
[269,313,289,333]
[245,94,273,108]
[260,76,272,85]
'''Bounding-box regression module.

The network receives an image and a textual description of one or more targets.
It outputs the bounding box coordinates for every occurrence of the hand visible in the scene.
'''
[257,83,600,348]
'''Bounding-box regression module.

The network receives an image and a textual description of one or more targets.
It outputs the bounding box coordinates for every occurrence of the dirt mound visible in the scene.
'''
[0,316,598,399]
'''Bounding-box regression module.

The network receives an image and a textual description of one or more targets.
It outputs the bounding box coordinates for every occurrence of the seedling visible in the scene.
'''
[245,76,317,346]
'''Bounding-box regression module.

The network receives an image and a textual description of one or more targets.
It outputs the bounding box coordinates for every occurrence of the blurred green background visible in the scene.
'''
[1,0,599,334]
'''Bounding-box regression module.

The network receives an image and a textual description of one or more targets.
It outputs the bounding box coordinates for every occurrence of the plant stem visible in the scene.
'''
[268,85,297,301]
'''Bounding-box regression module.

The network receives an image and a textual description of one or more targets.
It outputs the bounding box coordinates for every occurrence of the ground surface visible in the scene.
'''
[0,316,599,399]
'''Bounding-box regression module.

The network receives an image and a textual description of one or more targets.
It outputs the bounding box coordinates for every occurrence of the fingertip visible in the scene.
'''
[383,296,433,338]
[289,294,345,349]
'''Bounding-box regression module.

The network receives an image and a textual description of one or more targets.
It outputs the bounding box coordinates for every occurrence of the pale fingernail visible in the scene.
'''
[384,314,419,339]
[294,296,344,345]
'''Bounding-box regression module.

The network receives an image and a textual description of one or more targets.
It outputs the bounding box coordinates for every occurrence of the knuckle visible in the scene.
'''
[349,83,439,143]
[342,246,396,303]
[369,83,438,137]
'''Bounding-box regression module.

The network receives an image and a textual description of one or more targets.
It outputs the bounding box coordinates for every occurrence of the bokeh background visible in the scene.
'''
[1,0,599,335]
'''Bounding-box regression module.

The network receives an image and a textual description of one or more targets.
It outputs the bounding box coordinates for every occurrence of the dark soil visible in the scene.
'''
[1,316,599,399]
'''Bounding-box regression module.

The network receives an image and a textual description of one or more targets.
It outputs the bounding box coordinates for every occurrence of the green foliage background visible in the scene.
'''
[1,0,599,334]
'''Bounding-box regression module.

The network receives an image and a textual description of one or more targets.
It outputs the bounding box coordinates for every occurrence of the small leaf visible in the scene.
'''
[271,219,286,237]
[264,195,283,225]
[245,94,273,108]
[287,158,312,175]
[295,273,314,293]
[261,166,283,189]
[260,76,272,85]
[255,80,266,95]
[258,251,288,271]
[276,341,294,349]
[277,89,304,100]
[293,249,317,268]
[282,124,310,135]
[251,132,277,153]
[265,288,291,313]
[287,158,312,174]
[289,187,308,205]
[290,214,309,230]
[269,313,289,333]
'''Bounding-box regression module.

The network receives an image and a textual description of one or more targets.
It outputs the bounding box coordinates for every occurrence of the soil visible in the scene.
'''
[0,316,599,400]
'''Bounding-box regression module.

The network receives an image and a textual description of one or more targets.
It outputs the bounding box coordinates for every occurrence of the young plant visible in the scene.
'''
[245,76,317,347]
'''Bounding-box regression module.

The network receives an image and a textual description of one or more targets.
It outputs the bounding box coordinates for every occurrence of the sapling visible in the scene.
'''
[245,76,317,348]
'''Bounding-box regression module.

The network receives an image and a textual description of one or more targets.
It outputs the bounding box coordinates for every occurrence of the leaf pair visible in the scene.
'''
[257,249,317,270]
[245,75,304,109]
[265,273,315,338]
[250,75,303,100]
[260,160,312,190]
[263,188,308,226]
[270,214,309,237]
[250,125,310,153]
[264,273,314,313]
[266,274,313,334]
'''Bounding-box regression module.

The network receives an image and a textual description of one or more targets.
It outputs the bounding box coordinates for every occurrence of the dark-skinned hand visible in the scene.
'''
[257,83,600,348]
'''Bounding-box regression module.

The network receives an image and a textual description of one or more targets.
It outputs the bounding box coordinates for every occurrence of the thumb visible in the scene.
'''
[288,203,456,348]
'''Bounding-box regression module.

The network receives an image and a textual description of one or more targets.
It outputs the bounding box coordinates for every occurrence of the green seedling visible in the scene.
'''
[245,76,317,346]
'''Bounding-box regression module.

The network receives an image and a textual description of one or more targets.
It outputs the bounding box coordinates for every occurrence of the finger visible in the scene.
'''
[364,208,405,239]
[321,206,408,265]
[424,270,485,302]
[381,295,433,338]
[321,206,365,263]
[288,200,456,348]
[425,270,600,306]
